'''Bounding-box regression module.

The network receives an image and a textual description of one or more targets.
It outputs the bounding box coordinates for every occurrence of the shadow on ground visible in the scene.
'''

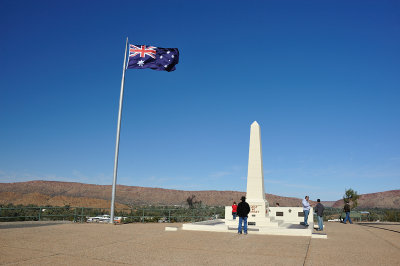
[0,221,71,230]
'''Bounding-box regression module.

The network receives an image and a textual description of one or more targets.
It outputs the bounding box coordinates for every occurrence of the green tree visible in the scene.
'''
[186,195,196,208]
[343,188,360,209]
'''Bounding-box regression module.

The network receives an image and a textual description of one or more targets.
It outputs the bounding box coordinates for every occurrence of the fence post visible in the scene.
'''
[74,208,77,222]
[169,210,171,223]
[38,207,42,221]
[81,207,84,223]
[142,209,144,223]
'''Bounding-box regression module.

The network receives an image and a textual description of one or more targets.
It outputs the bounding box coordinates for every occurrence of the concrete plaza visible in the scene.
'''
[1,221,399,265]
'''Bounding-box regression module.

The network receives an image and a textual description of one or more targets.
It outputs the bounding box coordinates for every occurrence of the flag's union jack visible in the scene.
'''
[129,44,157,59]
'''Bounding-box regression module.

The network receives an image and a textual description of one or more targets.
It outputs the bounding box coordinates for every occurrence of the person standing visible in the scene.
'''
[302,196,311,227]
[315,199,325,231]
[343,201,353,224]
[232,201,238,220]
[237,196,250,234]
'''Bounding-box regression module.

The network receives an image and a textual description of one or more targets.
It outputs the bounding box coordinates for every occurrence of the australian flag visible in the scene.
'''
[127,44,179,72]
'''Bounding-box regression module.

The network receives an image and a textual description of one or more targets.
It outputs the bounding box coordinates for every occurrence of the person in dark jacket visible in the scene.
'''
[314,199,325,231]
[237,196,250,234]
[342,201,353,224]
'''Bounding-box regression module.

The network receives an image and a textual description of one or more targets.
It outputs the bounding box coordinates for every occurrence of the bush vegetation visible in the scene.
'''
[0,203,225,223]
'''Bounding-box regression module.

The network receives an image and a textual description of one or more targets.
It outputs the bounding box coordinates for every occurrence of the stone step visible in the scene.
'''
[182,219,317,237]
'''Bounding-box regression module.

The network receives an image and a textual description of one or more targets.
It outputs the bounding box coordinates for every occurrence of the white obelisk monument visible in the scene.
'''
[246,121,270,224]
[186,121,317,236]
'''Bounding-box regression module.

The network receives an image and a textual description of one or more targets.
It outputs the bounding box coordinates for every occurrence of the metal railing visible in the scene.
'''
[316,207,400,222]
[2,206,398,223]
[0,206,225,223]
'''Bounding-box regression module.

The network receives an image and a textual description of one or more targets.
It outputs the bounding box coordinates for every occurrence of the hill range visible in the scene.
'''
[0,180,399,209]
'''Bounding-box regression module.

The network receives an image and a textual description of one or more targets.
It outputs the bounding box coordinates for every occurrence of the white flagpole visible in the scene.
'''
[110,37,129,223]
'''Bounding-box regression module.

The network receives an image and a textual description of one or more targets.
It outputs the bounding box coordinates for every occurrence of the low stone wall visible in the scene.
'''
[225,206,313,224]
[269,207,313,224]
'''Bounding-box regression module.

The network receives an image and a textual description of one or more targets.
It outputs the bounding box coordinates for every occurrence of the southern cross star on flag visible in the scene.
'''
[127,44,179,72]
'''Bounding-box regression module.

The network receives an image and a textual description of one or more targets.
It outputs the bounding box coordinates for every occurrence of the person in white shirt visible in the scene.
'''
[302,196,311,226]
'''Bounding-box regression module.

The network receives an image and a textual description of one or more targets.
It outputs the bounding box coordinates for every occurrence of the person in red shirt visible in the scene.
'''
[232,201,238,220]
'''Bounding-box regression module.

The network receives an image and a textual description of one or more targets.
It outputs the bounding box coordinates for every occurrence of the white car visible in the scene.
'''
[99,215,111,223]
[87,215,110,223]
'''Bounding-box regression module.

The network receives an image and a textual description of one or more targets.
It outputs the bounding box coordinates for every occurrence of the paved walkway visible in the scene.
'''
[1,221,399,265]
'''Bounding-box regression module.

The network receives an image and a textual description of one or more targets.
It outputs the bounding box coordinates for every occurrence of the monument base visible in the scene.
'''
[182,219,325,238]
[225,206,314,226]
[186,206,326,238]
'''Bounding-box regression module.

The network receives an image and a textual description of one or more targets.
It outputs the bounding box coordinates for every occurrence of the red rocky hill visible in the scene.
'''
[332,190,400,209]
[0,180,303,207]
[0,181,398,209]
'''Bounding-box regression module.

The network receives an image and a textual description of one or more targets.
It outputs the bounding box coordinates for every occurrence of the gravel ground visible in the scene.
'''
[0,221,399,265]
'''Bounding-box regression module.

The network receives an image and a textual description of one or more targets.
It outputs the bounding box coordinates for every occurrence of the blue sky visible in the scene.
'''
[1,0,399,201]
